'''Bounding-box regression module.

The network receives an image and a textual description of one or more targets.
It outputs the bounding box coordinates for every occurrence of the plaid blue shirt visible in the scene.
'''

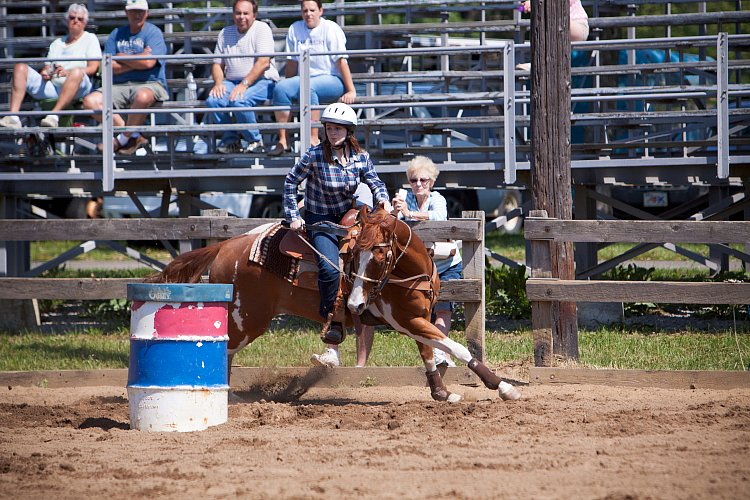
[284,145,389,221]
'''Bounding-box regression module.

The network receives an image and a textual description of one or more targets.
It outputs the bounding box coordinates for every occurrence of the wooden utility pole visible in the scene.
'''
[529,0,579,363]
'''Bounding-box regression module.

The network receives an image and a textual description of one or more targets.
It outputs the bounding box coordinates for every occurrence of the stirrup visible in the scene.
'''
[322,322,345,345]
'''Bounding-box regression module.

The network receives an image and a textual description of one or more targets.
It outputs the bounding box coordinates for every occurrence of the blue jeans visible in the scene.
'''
[272,74,344,107]
[306,211,345,319]
[206,78,274,144]
[433,261,464,313]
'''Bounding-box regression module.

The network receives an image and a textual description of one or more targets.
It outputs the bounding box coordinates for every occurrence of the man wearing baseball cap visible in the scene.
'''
[83,0,169,155]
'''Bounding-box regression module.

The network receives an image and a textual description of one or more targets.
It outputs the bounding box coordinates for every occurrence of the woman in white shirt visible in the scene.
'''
[0,3,101,129]
[267,0,356,156]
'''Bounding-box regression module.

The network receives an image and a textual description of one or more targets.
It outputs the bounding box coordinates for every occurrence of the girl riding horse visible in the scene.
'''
[283,102,391,368]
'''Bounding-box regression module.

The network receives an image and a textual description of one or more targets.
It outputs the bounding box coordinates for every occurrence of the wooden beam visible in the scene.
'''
[526,279,750,304]
[524,219,750,244]
[0,367,485,389]
[461,212,486,362]
[529,0,578,362]
[0,277,480,301]
[0,218,482,242]
[0,278,143,300]
[529,367,750,389]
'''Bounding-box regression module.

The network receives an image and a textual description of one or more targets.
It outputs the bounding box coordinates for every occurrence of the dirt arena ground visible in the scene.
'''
[1,375,749,500]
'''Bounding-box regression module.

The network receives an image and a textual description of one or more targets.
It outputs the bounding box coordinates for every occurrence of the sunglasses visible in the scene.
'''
[68,15,85,22]
[409,177,431,184]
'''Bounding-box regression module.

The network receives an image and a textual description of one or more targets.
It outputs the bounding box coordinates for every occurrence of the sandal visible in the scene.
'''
[267,143,291,157]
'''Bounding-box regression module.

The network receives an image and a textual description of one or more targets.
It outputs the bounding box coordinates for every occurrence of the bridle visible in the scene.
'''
[347,213,431,302]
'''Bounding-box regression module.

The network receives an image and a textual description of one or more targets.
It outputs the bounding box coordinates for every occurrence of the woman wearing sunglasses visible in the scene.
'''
[390,155,464,368]
[0,3,101,130]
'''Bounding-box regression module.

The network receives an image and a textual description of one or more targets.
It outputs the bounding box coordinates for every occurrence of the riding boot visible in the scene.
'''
[319,278,346,345]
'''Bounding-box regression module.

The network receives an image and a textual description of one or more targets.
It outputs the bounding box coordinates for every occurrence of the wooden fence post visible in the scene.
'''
[528,209,554,366]
[462,211,485,361]
[200,209,230,247]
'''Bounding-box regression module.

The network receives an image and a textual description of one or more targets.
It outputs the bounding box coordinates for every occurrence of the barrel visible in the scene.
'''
[127,283,233,432]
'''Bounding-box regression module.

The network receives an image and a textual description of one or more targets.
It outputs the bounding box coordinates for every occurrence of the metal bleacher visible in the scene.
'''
[0,0,748,230]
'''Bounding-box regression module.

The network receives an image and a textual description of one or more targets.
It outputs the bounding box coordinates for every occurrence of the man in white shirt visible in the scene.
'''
[267,0,356,156]
[207,0,278,154]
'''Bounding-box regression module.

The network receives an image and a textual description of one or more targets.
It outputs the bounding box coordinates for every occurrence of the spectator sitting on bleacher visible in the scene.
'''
[0,3,101,130]
[82,0,168,156]
[516,0,589,72]
[267,0,356,157]
[207,0,279,155]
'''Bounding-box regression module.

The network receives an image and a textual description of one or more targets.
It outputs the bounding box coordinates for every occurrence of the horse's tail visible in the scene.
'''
[146,243,224,284]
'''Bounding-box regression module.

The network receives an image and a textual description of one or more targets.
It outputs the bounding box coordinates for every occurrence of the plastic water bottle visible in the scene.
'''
[186,71,197,102]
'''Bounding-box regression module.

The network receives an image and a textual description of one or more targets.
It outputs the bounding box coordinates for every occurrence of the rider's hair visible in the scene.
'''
[322,129,363,164]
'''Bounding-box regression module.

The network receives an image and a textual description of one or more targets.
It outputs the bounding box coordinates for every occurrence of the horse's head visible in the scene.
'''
[345,205,398,315]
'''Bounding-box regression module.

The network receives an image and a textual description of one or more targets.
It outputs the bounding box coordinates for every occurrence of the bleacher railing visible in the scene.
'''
[0,33,747,193]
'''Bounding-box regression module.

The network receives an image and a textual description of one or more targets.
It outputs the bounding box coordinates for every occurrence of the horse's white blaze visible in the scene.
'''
[232,259,240,281]
[347,250,372,312]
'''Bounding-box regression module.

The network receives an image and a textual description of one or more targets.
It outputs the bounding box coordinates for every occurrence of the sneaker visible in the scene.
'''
[0,115,22,129]
[40,115,59,127]
[117,135,148,155]
[244,141,265,154]
[267,142,291,157]
[216,141,242,154]
[434,348,456,368]
[310,347,340,368]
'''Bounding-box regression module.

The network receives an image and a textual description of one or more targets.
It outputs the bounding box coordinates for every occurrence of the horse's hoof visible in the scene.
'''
[447,393,462,403]
[431,390,462,403]
[499,382,522,401]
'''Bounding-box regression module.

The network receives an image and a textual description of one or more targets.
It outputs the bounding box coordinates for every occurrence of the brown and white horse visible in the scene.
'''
[149,205,520,402]
[343,205,521,402]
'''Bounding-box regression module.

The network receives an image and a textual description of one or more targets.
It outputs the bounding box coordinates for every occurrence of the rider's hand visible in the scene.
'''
[290,218,305,231]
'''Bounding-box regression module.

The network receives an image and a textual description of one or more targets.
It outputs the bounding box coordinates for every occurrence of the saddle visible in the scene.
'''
[248,209,360,292]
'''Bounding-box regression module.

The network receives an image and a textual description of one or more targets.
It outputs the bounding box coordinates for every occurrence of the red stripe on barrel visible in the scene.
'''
[131,301,228,339]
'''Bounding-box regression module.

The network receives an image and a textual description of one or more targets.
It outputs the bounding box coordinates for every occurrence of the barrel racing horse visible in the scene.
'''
[341,205,521,402]
[149,205,521,402]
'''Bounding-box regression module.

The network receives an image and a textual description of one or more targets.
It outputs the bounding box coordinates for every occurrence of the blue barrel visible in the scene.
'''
[127,283,233,432]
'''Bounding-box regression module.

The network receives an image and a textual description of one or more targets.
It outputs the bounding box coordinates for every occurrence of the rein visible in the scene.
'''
[283,220,354,275]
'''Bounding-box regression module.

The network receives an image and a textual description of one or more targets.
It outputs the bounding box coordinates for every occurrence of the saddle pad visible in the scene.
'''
[248,223,300,284]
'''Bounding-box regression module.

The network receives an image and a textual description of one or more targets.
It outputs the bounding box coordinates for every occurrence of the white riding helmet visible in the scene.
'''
[320,103,358,129]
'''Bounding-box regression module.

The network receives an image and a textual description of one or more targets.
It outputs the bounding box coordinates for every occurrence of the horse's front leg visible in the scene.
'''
[401,317,522,402]
[416,340,461,403]
[397,316,461,402]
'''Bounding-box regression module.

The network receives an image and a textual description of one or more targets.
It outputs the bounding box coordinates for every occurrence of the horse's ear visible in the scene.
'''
[359,204,370,218]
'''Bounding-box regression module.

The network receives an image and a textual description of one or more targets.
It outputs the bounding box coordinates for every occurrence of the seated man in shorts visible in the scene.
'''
[82,0,169,155]
[0,3,101,130]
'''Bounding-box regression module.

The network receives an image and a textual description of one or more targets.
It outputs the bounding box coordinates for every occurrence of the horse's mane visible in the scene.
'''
[356,208,394,250]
